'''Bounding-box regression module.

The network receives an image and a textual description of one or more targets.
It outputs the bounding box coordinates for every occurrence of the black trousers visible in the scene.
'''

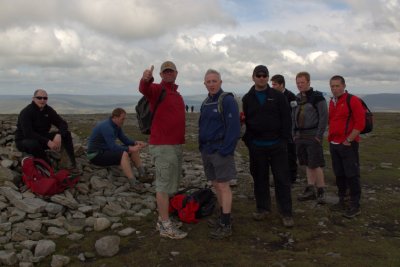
[16,131,76,167]
[248,141,292,217]
[329,142,361,208]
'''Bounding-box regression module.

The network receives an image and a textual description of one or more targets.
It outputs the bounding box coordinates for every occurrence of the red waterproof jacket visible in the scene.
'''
[328,92,365,143]
[139,79,185,145]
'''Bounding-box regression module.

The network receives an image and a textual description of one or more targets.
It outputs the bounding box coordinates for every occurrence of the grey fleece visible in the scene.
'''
[292,97,328,140]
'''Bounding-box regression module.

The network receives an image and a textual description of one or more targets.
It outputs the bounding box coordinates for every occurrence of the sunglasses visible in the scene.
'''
[35,96,48,100]
[256,74,268,78]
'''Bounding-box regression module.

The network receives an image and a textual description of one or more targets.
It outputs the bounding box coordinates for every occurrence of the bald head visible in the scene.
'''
[34,89,47,97]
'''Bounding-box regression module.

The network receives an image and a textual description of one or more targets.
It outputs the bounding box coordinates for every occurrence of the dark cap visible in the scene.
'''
[160,61,177,72]
[253,65,269,76]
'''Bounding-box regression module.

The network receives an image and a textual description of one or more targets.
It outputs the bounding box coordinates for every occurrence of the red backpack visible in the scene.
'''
[169,187,217,223]
[22,157,80,196]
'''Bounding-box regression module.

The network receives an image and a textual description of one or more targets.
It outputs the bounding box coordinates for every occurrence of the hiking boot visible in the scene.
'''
[329,200,346,212]
[297,186,316,201]
[210,223,232,239]
[156,218,183,231]
[207,215,221,228]
[282,216,295,228]
[252,210,270,221]
[343,207,361,219]
[316,188,326,204]
[159,220,187,239]
[208,214,234,228]
[137,173,154,184]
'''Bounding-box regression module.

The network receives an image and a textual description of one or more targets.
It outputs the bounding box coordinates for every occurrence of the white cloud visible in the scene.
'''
[0,0,399,96]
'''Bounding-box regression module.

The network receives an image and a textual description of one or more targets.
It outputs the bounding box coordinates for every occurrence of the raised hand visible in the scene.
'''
[142,65,154,82]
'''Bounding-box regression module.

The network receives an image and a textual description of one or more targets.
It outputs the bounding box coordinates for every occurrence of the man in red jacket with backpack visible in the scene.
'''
[328,75,365,218]
[139,61,187,239]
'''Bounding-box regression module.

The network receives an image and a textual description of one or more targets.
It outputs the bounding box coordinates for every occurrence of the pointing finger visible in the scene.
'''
[150,65,154,73]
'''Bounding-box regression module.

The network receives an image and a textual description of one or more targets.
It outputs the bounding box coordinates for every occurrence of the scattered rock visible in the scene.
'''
[34,240,56,258]
[95,235,120,257]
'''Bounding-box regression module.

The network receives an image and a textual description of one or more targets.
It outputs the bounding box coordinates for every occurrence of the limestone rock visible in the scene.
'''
[34,240,56,258]
[51,254,70,267]
[93,217,111,232]
[0,250,18,266]
[95,235,120,257]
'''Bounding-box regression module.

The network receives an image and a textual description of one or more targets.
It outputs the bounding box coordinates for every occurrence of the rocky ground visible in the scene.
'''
[0,113,399,267]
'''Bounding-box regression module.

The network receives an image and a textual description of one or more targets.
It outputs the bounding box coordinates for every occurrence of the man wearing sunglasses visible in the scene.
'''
[15,89,79,174]
[242,65,294,228]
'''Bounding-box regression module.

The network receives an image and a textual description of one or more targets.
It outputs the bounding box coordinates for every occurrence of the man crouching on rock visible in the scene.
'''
[15,89,80,175]
[87,108,147,190]
[199,69,241,239]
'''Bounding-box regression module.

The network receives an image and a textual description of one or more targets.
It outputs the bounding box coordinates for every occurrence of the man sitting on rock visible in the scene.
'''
[15,89,80,174]
[87,108,148,189]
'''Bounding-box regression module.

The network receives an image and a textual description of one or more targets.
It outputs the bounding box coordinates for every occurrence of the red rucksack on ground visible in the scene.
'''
[21,157,80,196]
[169,187,217,223]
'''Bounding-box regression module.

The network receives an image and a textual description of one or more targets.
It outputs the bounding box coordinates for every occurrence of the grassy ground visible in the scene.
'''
[39,113,400,267]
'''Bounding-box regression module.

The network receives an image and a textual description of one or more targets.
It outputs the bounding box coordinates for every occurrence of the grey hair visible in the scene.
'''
[204,69,221,80]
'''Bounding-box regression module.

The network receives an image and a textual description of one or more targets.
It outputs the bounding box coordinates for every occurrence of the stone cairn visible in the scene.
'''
[0,117,211,266]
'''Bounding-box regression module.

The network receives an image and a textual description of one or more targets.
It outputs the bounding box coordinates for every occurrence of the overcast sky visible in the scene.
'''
[0,0,399,96]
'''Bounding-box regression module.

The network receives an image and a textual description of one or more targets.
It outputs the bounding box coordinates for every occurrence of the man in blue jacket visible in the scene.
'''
[87,108,147,189]
[199,69,241,239]
[242,65,294,227]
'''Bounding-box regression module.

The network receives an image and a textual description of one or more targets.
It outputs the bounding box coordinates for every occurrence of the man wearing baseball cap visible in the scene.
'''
[139,61,187,239]
[242,65,294,228]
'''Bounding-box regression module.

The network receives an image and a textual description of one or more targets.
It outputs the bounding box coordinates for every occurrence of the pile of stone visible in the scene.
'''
[0,117,208,266]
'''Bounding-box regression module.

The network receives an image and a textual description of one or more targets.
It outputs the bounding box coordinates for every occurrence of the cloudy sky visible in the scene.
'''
[0,0,399,96]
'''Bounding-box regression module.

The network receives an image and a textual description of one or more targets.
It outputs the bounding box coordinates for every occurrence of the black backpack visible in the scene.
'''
[135,88,166,135]
[345,94,373,134]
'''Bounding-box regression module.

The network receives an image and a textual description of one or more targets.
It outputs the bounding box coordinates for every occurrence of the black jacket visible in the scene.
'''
[242,85,291,143]
[15,102,70,146]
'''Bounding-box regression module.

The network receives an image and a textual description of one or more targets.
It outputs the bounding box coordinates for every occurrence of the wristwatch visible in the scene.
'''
[346,138,352,143]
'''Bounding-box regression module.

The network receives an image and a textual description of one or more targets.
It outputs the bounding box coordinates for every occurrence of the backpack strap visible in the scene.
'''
[33,157,55,177]
[345,94,353,135]
[151,86,166,121]
[218,92,235,128]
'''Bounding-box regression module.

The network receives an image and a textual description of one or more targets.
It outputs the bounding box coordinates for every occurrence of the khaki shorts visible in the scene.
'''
[149,145,183,194]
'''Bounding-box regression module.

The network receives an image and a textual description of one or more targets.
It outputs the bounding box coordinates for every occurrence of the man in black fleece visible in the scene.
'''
[15,89,79,173]
[242,65,294,228]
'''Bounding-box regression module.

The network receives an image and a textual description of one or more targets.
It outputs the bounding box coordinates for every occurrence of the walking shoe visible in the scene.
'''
[343,207,361,219]
[156,218,183,231]
[137,173,154,184]
[252,210,270,221]
[282,216,295,228]
[297,186,316,201]
[210,223,232,239]
[207,215,221,228]
[316,188,326,204]
[329,200,346,212]
[159,220,187,239]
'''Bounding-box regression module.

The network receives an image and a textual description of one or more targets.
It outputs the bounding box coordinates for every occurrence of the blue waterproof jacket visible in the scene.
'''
[198,89,241,156]
[88,118,135,153]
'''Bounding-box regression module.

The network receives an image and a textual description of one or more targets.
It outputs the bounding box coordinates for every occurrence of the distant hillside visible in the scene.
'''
[0,93,398,114]
[361,94,400,112]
